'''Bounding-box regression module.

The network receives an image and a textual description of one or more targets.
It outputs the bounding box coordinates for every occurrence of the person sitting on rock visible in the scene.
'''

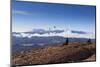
[87,39,92,45]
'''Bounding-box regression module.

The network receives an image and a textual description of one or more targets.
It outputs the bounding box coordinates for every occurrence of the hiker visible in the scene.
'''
[66,38,69,45]
[87,39,92,45]
[63,37,69,45]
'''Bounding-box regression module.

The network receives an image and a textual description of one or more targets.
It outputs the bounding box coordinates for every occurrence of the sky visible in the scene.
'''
[12,0,96,38]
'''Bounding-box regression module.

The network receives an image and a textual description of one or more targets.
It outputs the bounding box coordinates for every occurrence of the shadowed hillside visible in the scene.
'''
[12,42,96,66]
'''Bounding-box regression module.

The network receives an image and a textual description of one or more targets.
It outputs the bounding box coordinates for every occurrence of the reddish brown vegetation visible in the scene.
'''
[12,42,96,66]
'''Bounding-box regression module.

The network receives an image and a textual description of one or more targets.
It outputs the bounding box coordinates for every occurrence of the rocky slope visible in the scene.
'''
[12,42,96,66]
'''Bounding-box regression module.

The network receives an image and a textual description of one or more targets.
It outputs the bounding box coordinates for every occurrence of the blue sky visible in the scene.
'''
[12,0,96,34]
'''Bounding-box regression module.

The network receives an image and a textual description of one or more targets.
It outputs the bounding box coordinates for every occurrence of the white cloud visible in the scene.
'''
[13,29,95,39]
[64,30,95,39]
[13,10,31,15]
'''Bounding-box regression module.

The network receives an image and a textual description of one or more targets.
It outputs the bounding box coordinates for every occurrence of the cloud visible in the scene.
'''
[13,30,95,39]
[71,30,87,34]
[13,10,31,15]
[13,28,93,35]
[24,29,64,34]
[13,28,95,39]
